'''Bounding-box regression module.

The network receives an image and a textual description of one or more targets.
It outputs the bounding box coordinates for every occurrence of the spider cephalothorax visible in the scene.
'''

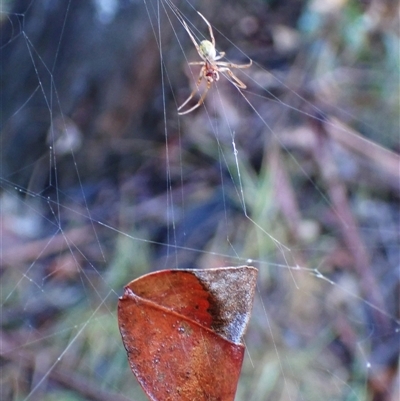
[178,12,252,115]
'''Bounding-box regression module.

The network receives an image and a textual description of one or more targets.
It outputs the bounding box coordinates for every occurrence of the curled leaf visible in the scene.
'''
[118,266,257,401]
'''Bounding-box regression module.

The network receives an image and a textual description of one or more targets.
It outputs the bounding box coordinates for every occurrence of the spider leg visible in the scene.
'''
[181,18,201,55]
[197,12,215,47]
[218,67,247,89]
[214,51,226,61]
[178,66,206,114]
[178,79,211,115]
[216,59,252,69]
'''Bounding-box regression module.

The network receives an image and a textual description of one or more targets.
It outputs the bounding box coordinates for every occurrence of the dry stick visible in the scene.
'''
[0,332,133,401]
[310,118,390,332]
[326,117,400,185]
[1,226,92,267]
[268,140,303,241]
[270,138,373,359]
[268,141,318,304]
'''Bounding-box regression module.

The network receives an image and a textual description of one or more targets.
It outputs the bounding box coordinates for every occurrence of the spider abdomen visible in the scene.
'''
[199,40,217,61]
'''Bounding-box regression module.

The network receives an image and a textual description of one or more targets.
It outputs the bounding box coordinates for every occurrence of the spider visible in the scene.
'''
[177,12,252,115]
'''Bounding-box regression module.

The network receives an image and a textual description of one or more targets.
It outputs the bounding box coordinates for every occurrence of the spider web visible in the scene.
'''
[1,0,399,400]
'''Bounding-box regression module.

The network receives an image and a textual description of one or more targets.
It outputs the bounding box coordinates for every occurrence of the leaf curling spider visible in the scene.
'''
[177,12,252,115]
